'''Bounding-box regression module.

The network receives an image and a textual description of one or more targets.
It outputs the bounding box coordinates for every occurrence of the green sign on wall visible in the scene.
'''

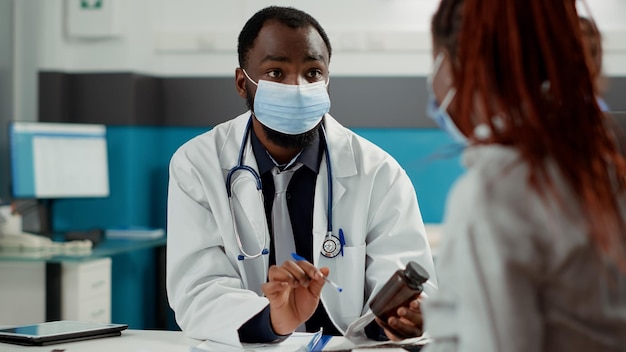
[81,0,103,9]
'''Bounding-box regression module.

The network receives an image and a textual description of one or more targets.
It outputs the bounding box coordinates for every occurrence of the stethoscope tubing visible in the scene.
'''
[226,117,333,260]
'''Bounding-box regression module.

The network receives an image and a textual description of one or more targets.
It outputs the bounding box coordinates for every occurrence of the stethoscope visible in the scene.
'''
[226,117,342,261]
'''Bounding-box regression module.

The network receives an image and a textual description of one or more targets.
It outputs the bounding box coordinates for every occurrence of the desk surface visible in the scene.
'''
[0,329,199,352]
[0,237,167,263]
[0,329,417,352]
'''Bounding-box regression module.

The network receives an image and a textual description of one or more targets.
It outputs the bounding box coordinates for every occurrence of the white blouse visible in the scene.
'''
[423,145,626,352]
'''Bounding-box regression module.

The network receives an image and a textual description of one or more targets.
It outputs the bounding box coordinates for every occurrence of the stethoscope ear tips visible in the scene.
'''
[262,248,269,255]
[237,255,245,261]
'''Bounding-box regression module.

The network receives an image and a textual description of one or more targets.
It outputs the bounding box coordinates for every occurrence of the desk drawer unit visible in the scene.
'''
[69,295,111,322]
[0,262,46,325]
[61,257,112,323]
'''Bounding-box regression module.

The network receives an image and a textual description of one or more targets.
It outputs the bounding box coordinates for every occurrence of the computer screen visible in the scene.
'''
[9,121,110,199]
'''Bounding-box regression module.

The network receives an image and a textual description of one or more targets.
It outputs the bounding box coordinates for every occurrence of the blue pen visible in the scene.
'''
[338,228,346,257]
[305,328,323,352]
[291,253,343,293]
[305,327,332,352]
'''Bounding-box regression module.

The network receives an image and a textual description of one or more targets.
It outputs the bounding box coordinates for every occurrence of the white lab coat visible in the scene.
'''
[166,112,437,346]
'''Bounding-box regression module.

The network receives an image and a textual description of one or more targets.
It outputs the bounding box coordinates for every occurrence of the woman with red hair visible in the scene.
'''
[422,0,626,351]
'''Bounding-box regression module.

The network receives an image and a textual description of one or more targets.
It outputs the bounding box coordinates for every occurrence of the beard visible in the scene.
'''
[246,85,320,149]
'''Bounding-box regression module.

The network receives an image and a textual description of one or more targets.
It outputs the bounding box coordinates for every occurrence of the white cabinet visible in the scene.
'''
[0,262,46,326]
[0,257,112,326]
[61,257,111,323]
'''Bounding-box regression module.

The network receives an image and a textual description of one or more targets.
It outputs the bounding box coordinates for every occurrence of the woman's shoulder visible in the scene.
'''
[447,144,590,248]
[454,145,530,202]
[446,145,547,240]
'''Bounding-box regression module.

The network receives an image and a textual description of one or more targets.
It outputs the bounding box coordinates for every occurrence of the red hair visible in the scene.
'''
[432,0,626,269]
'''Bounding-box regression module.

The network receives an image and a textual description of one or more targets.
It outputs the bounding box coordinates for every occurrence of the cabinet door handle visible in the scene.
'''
[91,280,106,289]
[91,309,105,318]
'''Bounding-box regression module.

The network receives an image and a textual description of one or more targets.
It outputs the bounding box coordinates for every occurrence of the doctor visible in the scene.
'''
[166,6,436,347]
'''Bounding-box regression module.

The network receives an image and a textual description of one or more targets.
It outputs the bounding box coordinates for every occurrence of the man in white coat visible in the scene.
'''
[166,5,436,347]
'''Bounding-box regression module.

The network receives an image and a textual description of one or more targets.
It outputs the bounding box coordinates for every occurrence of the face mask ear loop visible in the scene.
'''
[440,87,465,142]
[439,87,456,114]
[428,52,456,117]
[428,52,446,87]
[241,69,258,86]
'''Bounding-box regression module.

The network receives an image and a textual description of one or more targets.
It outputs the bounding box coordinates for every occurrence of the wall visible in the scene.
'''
[13,0,626,122]
[0,0,14,201]
[29,0,626,226]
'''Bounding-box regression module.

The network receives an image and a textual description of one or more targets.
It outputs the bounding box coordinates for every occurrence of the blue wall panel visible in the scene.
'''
[352,128,464,223]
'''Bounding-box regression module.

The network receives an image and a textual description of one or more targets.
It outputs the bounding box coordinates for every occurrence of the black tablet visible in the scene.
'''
[0,320,128,346]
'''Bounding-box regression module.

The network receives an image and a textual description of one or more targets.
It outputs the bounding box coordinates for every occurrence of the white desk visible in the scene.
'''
[0,329,200,352]
[0,329,420,352]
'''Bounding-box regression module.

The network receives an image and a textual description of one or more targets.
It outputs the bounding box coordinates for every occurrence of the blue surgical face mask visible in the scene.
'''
[243,69,331,135]
[426,54,467,145]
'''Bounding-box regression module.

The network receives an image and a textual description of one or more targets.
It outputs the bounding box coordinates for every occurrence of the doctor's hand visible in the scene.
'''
[261,260,330,335]
[376,296,424,341]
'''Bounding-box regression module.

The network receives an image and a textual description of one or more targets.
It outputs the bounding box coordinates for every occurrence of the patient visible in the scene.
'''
[422,0,626,351]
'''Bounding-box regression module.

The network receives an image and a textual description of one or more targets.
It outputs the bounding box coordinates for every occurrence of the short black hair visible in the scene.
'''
[237,6,332,68]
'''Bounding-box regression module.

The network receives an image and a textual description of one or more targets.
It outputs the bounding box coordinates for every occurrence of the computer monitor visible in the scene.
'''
[7,121,110,235]
[9,121,110,199]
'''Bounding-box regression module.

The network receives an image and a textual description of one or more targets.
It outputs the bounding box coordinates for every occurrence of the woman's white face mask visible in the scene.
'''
[243,69,331,135]
[425,53,467,145]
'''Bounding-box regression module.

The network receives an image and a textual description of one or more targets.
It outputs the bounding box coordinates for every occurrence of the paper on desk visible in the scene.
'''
[323,311,431,351]
[324,335,431,351]
[192,332,316,352]
[191,313,430,352]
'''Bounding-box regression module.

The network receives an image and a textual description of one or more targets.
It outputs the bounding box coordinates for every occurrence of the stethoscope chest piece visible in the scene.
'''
[321,235,342,258]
